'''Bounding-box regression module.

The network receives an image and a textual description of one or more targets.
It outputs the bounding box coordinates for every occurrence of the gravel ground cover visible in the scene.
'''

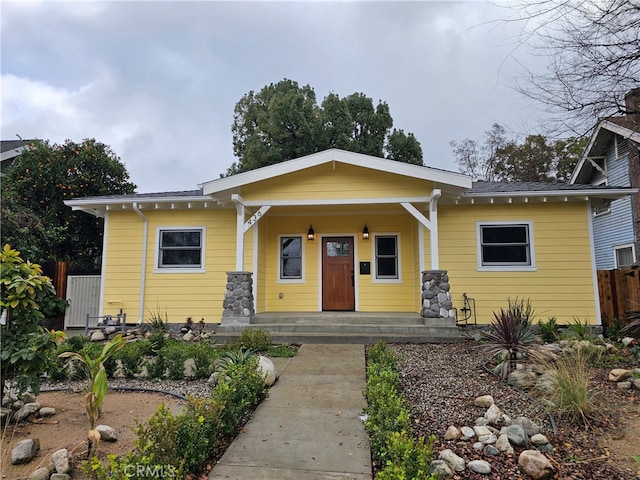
[392,342,639,480]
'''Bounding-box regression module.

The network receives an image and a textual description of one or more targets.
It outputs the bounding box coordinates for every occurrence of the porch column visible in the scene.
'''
[421,270,455,319]
[231,194,245,270]
[222,271,254,325]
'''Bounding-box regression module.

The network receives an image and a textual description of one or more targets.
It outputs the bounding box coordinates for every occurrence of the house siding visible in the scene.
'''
[592,140,636,269]
[439,202,598,325]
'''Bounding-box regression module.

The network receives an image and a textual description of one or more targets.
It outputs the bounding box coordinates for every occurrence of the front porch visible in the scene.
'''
[215,311,464,344]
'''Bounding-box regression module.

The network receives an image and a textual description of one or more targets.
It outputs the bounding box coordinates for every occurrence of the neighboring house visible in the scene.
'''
[65,149,635,327]
[1,139,32,175]
[571,88,640,269]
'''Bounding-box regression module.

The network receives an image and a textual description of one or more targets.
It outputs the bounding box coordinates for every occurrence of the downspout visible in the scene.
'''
[132,203,148,324]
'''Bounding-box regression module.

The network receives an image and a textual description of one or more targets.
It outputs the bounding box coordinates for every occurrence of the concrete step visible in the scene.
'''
[218,322,458,335]
[251,314,425,326]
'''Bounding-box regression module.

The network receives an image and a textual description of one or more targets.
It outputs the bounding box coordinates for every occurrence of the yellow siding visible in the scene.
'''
[439,202,597,325]
[103,209,236,324]
[241,163,434,202]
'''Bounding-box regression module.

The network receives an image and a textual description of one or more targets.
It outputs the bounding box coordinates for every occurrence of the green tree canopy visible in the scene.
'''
[226,79,423,175]
[450,124,587,183]
[1,139,137,272]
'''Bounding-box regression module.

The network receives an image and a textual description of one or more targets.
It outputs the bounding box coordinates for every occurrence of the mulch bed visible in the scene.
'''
[391,342,640,479]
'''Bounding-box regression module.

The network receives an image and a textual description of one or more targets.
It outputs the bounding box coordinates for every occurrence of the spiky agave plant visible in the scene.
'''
[481,309,536,379]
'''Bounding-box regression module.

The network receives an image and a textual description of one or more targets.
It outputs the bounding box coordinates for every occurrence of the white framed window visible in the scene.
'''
[373,234,401,282]
[278,235,304,283]
[614,243,637,268]
[476,221,536,271]
[154,227,205,273]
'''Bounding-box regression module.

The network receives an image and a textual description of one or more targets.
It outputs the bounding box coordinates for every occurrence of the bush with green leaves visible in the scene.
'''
[561,317,593,341]
[158,340,218,380]
[236,328,272,352]
[364,341,436,478]
[537,317,559,343]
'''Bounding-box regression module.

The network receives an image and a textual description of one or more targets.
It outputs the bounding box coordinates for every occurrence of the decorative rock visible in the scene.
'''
[12,438,40,464]
[617,381,632,390]
[183,331,195,342]
[96,424,118,442]
[51,475,72,480]
[483,444,500,456]
[472,441,484,451]
[90,330,105,342]
[439,449,466,472]
[504,424,528,448]
[52,448,71,474]
[430,459,453,477]
[496,434,515,454]
[622,337,635,347]
[28,467,51,480]
[537,443,554,453]
[257,356,277,386]
[14,402,41,422]
[508,369,537,388]
[473,425,492,437]
[460,426,476,439]
[104,326,117,335]
[39,407,56,418]
[609,368,632,382]
[183,358,197,378]
[476,417,490,426]
[515,417,541,437]
[474,395,495,408]
[633,379,640,389]
[444,425,461,441]
[485,404,502,425]
[518,449,555,479]
[530,433,549,446]
[478,433,497,444]
[468,459,492,474]
[207,372,219,387]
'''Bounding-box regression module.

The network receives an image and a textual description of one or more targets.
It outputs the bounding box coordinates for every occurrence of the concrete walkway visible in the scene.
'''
[209,344,372,479]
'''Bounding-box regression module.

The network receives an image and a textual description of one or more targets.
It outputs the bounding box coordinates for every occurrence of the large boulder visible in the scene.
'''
[12,438,40,464]
[257,356,277,386]
[518,449,555,479]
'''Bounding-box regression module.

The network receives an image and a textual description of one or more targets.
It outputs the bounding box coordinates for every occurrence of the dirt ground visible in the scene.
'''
[1,390,185,480]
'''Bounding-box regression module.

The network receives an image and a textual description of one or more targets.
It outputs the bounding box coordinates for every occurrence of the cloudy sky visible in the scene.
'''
[1,1,547,193]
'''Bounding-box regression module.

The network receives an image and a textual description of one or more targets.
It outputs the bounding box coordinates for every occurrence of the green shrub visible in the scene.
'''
[562,317,592,340]
[158,340,218,380]
[145,306,169,332]
[537,317,559,343]
[364,342,435,476]
[114,340,152,378]
[236,328,272,352]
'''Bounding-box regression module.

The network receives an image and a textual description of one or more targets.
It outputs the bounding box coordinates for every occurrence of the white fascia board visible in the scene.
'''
[600,120,640,144]
[464,188,637,201]
[1,146,27,161]
[201,149,472,195]
[242,196,432,207]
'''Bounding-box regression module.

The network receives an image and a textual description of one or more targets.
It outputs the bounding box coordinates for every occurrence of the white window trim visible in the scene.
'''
[614,242,637,268]
[476,221,537,272]
[372,233,402,283]
[154,226,206,274]
[277,234,305,284]
[593,200,612,217]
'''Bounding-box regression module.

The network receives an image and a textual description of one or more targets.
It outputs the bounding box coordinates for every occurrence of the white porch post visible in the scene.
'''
[429,191,440,270]
[231,194,245,270]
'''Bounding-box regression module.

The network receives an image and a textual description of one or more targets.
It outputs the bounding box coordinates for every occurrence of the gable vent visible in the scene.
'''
[616,136,629,158]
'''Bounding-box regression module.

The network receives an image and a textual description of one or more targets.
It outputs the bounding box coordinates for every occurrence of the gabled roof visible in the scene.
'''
[199,149,473,197]
[570,118,640,184]
[1,139,33,162]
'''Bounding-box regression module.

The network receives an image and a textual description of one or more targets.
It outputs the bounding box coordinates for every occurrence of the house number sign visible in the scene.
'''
[243,206,271,233]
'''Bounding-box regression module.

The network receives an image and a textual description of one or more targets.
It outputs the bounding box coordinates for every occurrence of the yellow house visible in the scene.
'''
[65,149,634,330]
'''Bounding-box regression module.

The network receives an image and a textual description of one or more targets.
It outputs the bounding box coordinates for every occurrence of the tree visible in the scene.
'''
[506,0,640,133]
[451,124,586,182]
[1,139,137,272]
[450,123,509,181]
[0,245,64,401]
[226,79,423,175]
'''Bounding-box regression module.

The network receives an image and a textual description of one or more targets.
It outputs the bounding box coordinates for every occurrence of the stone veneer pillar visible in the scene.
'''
[421,270,455,319]
[222,271,254,325]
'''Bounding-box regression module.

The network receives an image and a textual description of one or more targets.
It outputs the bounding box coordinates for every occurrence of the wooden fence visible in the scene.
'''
[597,268,640,320]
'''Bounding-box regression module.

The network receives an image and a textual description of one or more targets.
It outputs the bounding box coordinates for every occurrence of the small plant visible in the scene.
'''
[562,317,592,340]
[145,306,168,332]
[214,348,256,374]
[59,334,127,455]
[236,328,272,352]
[197,317,206,335]
[267,343,297,357]
[538,317,559,343]
[540,349,596,426]
[482,308,536,379]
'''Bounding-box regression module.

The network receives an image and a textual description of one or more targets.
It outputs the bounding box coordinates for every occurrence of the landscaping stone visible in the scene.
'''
[257,355,277,386]
[485,403,502,425]
[14,402,41,422]
[503,424,528,448]
[468,459,492,474]
[622,337,635,347]
[514,416,541,436]
[483,444,500,456]
[12,438,40,464]
[438,449,466,472]
[609,368,632,382]
[52,448,71,474]
[430,459,453,477]
[183,331,195,342]
[96,424,118,442]
[530,433,549,446]
[495,433,515,455]
[183,358,197,378]
[50,475,72,480]
[474,394,495,408]
[38,407,56,418]
[444,425,461,441]
[478,433,497,444]
[473,425,492,437]
[518,449,555,479]
[28,467,51,480]
[460,426,475,439]
[617,381,632,389]
[90,330,105,342]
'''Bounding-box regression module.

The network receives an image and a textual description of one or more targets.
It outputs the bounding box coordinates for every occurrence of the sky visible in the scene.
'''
[1,1,548,193]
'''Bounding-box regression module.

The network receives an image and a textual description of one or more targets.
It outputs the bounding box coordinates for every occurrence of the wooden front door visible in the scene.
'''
[322,237,355,311]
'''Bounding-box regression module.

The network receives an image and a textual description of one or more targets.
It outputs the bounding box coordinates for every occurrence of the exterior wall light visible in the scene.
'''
[307,225,315,241]
[362,224,370,240]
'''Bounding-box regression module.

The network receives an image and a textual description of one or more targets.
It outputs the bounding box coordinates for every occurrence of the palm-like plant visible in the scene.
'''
[58,334,126,455]
[482,308,536,379]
